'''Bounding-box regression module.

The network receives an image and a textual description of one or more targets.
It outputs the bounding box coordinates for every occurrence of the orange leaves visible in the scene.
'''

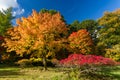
[68,29,94,54]
[3,9,68,58]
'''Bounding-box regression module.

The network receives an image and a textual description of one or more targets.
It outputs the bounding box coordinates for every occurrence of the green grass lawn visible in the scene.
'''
[0,66,63,80]
[108,66,120,79]
[0,65,120,80]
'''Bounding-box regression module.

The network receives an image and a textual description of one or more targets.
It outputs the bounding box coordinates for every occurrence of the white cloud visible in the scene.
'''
[0,0,18,10]
[12,8,25,16]
[0,0,25,16]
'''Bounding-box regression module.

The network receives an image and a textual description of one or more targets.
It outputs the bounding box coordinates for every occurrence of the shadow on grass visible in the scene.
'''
[0,64,24,78]
[55,65,120,80]
[101,66,120,80]
[0,70,22,78]
[110,66,120,80]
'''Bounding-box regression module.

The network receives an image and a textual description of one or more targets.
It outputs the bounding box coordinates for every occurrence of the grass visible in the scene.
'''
[108,66,120,79]
[0,65,64,80]
[0,64,120,80]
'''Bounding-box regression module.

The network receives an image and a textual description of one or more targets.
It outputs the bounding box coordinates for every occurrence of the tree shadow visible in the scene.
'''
[110,66,120,80]
[0,70,22,78]
[101,66,120,80]
[0,65,24,78]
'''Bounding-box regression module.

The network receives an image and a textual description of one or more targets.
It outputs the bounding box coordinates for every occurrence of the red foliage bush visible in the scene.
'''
[60,54,117,67]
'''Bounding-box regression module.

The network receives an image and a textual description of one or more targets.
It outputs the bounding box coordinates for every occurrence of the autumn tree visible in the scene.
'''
[68,29,94,54]
[40,8,66,22]
[97,9,120,61]
[69,20,98,44]
[3,10,68,70]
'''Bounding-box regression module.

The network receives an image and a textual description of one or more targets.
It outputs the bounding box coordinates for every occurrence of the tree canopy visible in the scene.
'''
[3,10,68,70]
[68,29,93,54]
[2,8,120,66]
[98,9,120,61]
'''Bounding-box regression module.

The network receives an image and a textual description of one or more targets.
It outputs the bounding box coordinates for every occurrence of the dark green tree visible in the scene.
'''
[40,8,57,15]
[80,20,98,41]
[0,7,14,36]
[69,20,80,33]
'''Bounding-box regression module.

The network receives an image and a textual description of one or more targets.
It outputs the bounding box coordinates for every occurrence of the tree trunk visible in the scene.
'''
[43,56,47,71]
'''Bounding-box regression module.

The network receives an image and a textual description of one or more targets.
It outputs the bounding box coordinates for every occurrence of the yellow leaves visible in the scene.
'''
[3,9,68,58]
[113,8,120,15]
[16,19,21,26]
[108,28,115,32]
[32,10,39,19]
[105,44,120,61]
[99,9,120,28]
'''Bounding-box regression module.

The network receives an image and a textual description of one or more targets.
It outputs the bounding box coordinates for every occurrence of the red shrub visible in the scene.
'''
[60,54,117,67]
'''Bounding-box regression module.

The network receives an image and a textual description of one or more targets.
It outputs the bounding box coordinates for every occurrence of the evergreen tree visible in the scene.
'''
[0,7,14,36]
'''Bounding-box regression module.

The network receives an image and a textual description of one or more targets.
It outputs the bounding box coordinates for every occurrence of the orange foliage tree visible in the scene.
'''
[3,10,68,70]
[68,29,94,54]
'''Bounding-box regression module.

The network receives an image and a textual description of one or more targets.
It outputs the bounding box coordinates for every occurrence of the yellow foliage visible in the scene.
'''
[105,44,120,61]
[3,10,68,58]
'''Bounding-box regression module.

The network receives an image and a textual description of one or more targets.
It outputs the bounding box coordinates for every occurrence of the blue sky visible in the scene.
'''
[1,0,120,24]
